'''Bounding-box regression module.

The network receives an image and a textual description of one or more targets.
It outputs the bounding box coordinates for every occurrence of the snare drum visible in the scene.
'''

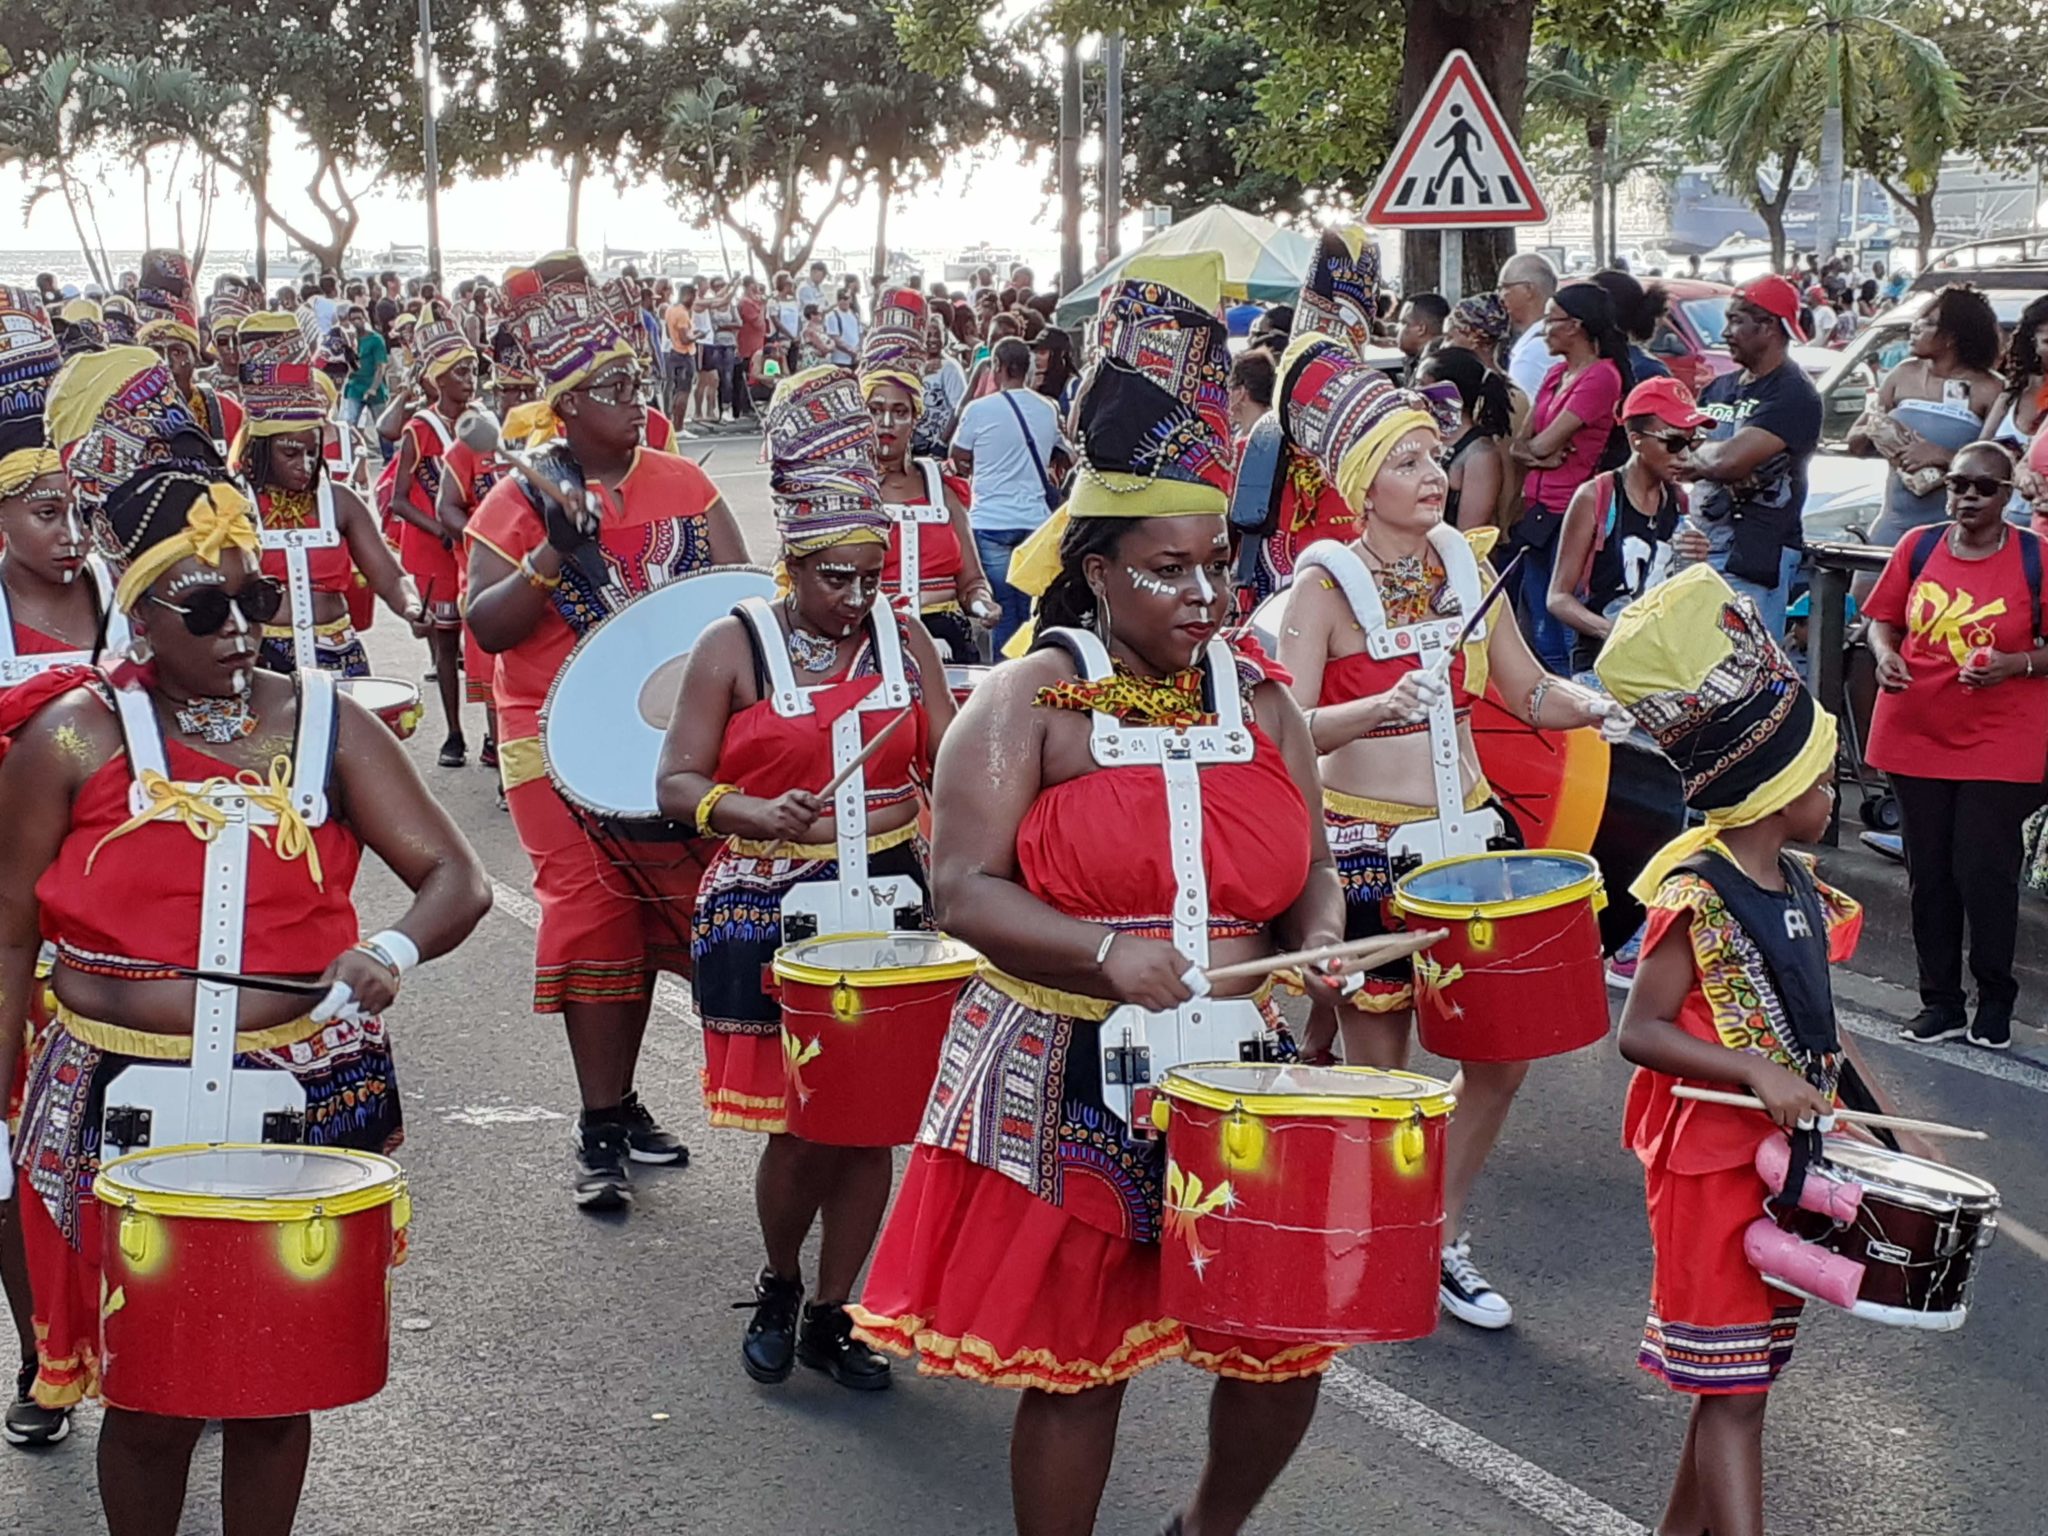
[771,932,979,1146]
[1392,851,1608,1061]
[1154,1063,1456,1343]
[1769,1139,2000,1331]
[337,676,424,739]
[94,1144,410,1418]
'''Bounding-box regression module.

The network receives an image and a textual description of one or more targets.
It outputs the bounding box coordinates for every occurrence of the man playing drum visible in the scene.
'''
[852,255,1353,1536]
[1274,330,1625,1331]
[465,253,748,1212]
[655,363,954,1392]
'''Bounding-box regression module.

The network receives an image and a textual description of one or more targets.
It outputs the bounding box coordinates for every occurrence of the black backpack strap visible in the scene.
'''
[2019,527,2043,643]
[1905,522,1945,585]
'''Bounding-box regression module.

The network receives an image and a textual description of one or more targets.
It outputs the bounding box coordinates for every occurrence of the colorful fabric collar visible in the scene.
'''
[1034,664,1213,728]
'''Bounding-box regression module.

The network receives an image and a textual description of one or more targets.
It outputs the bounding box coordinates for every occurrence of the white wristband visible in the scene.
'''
[361,928,421,976]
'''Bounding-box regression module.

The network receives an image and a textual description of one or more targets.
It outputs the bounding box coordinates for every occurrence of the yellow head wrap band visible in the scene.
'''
[113,481,261,612]
[0,449,65,500]
[45,347,165,459]
[139,318,203,352]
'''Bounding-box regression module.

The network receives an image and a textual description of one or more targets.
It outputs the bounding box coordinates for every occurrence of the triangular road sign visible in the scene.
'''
[1365,51,1548,227]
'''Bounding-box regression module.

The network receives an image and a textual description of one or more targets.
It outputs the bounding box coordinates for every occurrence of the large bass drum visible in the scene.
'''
[541,565,777,836]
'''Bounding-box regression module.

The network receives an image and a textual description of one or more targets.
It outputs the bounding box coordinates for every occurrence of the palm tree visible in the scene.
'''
[1677,0,1960,263]
[1528,49,1642,269]
[0,54,115,287]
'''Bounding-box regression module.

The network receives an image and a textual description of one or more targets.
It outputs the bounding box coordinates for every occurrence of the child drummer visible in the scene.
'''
[1599,565,1859,1536]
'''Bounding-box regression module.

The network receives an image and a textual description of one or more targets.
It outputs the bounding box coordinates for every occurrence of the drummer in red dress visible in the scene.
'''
[390,320,476,765]
[1600,566,1862,1536]
[235,311,425,678]
[655,362,954,1390]
[135,250,244,461]
[1274,332,1629,1332]
[465,252,748,1211]
[1232,227,1380,614]
[852,255,1351,1535]
[859,285,995,661]
[3,353,488,1531]
[438,342,540,778]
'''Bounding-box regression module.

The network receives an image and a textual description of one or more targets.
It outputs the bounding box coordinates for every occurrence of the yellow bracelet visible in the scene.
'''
[695,782,742,836]
[518,551,561,591]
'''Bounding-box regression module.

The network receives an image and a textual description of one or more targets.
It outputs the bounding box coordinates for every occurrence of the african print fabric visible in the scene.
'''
[1289,225,1380,355]
[764,364,889,553]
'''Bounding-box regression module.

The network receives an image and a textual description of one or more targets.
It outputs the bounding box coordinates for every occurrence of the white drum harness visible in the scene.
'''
[0,558,130,685]
[257,477,344,673]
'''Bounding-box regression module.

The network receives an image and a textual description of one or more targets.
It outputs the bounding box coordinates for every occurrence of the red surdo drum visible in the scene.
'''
[1154,1063,1456,1343]
[94,1145,410,1419]
[1392,850,1608,1062]
[337,677,424,739]
[771,932,980,1146]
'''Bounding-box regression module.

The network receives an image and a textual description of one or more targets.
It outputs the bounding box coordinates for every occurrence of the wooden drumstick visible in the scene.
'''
[1670,1085,1988,1141]
[816,706,916,801]
[1203,928,1451,985]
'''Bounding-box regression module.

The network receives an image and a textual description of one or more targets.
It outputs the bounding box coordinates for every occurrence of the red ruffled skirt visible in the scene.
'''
[701,1031,789,1135]
[850,1147,1343,1393]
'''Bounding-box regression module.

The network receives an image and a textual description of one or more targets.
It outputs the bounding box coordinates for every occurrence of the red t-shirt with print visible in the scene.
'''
[1864,527,2048,783]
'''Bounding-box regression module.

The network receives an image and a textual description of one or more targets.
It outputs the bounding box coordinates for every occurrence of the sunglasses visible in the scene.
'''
[576,372,642,406]
[148,577,285,636]
[1944,473,2013,499]
[1639,431,1701,452]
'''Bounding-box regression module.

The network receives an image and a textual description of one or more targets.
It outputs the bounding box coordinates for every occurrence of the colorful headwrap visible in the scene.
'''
[237,310,337,436]
[46,345,224,518]
[1451,292,1511,349]
[858,286,927,413]
[1004,253,1235,606]
[492,334,540,392]
[99,295,140,348]
[1595,565,1837,902]
[56,299,107,359]
[1278,333,1438,516]
[598,275,654,366]
[1290,225,1380,356]
[135,249,202,352]
[763,365,890,557]
[102,464,261,613]
[0,284,64,498]
[206,287,255,338]
[415,320,478,384]
[502,254,635,407]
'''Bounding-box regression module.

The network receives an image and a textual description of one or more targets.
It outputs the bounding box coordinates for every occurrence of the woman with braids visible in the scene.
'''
[859,286,995,661]
[3,349,487,1533]
[234,312,425,677]
[1508,281,1635,673]
[1415,345,1513,531]
[853,256,1351,1536]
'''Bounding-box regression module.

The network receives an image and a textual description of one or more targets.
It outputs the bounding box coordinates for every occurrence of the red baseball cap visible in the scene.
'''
[1621,375,1712,430]
[1734,275,1807,343]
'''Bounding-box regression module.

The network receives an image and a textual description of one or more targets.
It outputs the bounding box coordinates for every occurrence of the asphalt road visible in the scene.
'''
[6,438,2046,1534]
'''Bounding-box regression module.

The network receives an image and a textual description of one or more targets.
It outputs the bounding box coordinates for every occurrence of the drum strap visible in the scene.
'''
[0,558,128,681]
[1037,628,1250,965]
[260,482,343,673]
[887,460,952,606]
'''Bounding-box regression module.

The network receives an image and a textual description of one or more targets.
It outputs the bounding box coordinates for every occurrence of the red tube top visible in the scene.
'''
[1017,726,1309,928]
[36,735,363,973]
[880,467,968,591]
[1318,648,1475,739]
[714,675,931,807]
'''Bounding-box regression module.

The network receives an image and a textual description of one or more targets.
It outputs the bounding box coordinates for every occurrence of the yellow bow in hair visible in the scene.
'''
[500,399,560,447]
[187,484,260,565]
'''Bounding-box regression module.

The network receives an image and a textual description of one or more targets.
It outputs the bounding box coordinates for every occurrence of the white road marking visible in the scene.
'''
[1839,1005,2048,1094]
[483,870,1647,1535]
[1322,1363,1649,1536]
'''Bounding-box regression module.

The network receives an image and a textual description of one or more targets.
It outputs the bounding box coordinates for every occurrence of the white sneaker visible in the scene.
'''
[1439,1234,1514,1330]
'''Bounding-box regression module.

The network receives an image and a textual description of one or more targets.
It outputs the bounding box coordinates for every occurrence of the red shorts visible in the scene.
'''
[1638,1162,1801,1394]
[851,1147,1344,1392]
[502,759,710,1011]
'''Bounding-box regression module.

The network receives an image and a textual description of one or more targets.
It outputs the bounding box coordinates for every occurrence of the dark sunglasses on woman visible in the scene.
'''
[148,577,286,636]
[1944,472,2012,499]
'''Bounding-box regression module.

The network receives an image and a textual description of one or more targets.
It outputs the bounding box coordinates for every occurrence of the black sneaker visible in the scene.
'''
[736,1270,805,1384]
[572,1119,632,1211]
[437,733,467,768]
[1899,1005,1968,1044]
[796,1302,892,1391]
[1438,1234,1513,1330]
[4,1361,70,1448]
[1967,999,2013,1052]
[478,735,499,770]
[620,1091,689,1166]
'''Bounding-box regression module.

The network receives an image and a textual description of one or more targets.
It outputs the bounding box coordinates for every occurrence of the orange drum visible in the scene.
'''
[337,676,424,739]
[94,1145,410,1419]
[771,932,979,1147]
[1392,851,1608,1062]
[1154,1063,1456,1343]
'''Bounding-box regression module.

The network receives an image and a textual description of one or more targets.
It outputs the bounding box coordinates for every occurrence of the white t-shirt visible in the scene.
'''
[1507,324,1552,401]
[797,281,829,313]
[824,308,863,365]
[691,309,715,346]
[774,300,802,342]
[953,388,1068,533]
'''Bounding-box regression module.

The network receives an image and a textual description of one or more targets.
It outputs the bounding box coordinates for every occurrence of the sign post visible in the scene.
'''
[1364,51,1548,299]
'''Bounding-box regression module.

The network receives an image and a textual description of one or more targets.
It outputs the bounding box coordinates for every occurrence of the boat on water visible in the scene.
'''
[942,244,1023,284]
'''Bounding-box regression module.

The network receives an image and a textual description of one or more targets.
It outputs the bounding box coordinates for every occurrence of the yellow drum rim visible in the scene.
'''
[1159,1063,1457,1120]
[93,1144,406,1223]
[772,931,981,988]
[1391,850,1603,921]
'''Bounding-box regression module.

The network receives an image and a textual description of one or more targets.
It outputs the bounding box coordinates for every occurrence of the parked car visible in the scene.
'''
[1646,279,1839,395]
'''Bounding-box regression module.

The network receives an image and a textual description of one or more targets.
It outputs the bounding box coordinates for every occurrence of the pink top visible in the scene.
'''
[1523,358,1623,514]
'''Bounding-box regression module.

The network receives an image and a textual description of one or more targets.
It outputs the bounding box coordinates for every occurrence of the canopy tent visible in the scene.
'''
[1055,204,1315,325]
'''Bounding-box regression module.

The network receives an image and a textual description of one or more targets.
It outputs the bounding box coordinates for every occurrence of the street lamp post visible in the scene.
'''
[419,0,444,280]
[1101,32,1124,265]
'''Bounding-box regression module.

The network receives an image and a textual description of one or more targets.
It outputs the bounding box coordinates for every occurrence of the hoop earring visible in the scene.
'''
[1092,587,1112,643]
[129,633,154,664]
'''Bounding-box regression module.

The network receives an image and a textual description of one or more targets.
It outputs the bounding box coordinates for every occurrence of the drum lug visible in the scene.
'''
[831,979,862,1025]
[1395,1107,1428,1173]
[392,1181,413,1235]
[299,1210,331,1269]
[118,1205,153,1266]
[1224,1105,1256,1165]
[1148,1095,1171,1134]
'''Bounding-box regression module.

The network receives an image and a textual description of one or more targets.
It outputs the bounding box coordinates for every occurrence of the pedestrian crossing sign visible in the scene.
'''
[1364,51,1548,227]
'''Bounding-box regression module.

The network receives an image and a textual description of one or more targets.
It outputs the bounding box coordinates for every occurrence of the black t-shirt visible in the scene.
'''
[1694,360,1822,585]
[1573,469,1682,671]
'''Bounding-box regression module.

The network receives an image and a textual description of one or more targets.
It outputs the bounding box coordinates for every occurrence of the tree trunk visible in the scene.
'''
[1058,36,1083,292]
[1816,97,1844,262]
[1587,116,1608,270]
[142,158,153,249]
[1398,0,1538,293]
[1914,196,1937,269]
[873,165,891,289]
[566,150,586,247]
[1608,178,1620,267]
[253,114,270,288]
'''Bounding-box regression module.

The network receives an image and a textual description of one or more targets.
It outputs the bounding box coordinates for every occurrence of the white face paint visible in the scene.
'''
[230,668,249,695]
[1192,563,1215,605]
[1125,566,1178,600]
